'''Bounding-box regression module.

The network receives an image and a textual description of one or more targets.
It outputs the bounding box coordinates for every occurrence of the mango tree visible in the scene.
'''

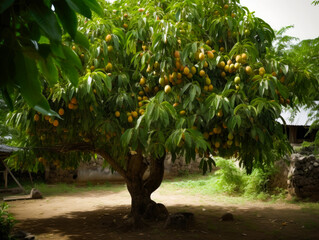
[7,0,314,226]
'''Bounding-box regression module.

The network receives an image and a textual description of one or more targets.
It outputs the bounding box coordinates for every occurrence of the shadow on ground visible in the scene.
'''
[14,204,319,240]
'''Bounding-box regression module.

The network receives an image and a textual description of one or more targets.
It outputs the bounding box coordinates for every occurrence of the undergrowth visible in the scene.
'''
[0,203,16,240]
[168,157,286,201]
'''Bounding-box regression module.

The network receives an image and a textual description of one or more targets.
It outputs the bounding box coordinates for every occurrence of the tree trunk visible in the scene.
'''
[98,148,168,228]
[125,152,168,227]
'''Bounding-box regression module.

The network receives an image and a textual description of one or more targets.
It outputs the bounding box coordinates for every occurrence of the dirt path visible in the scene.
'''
[6,185,319,240]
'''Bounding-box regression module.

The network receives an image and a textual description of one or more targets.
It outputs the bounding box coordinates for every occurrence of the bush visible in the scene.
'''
[214,158,245,194]
[0,203,16,240]
[243,166,277,198]
[213,158,285,199]
[301,141,314,148]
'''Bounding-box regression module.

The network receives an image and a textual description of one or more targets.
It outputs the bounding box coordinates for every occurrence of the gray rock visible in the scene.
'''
[220,212,234,221]
[308,155,316,161]
[25,235,36,240]
[314,162,319,167]
[30,188,42,199]
[164,212,194,229]
[12,230,28,239]
[143,202,168,221]
[298,156,307,162]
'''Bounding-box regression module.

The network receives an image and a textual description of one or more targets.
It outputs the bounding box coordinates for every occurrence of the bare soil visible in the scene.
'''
[6,184,319,240]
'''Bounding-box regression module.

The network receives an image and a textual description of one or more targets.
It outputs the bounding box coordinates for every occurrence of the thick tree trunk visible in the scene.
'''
[125,152,168,227]
[97,148,168,227]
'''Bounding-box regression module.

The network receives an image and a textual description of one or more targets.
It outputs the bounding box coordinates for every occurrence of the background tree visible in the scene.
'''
[269,25,319,145]
[284,37,319,145]
[6,0,317,227]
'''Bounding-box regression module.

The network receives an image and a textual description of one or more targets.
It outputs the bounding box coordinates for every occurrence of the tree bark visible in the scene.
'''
[125,152,168,227]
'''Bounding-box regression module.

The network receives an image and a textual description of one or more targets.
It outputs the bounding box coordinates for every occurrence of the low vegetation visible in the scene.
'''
[0,203,16,240]
[166,157,286,201]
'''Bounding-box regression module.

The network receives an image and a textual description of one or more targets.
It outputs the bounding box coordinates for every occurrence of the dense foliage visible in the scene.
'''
[0,0,102,115]
[8,0,303,172]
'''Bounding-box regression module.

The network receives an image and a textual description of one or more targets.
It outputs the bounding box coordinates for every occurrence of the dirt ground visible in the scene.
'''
[5,184,319,240]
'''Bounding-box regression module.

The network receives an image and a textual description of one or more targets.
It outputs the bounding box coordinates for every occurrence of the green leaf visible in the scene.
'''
[189,85,197,102]
[251,127,257,138]
[162,101,177,119]
[0,0,14,14]
[234,103,247,115]
[175,9,181,22]
[50,43,65,58]
[34,98,60,117]
[135,115,145,129]
[38,55,58,86]
[103,74,112,92]
[192,42,198,53]
[60,61,79,86]
[65,0,92,18]
[160,108,169,127]
[121,128,134,147]
[29,1,62,42]
[74,31,90,50]
[62,45,82,70]
[54,0,77,39]
[113,34,120,51]
[13,52,59,117]
[83,0,104,17]
[235,115,241,128]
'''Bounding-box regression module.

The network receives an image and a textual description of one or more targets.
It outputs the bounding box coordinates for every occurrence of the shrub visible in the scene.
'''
[301,141,314,148]
[0,203,16,240]
[214,158,245,194]
[213,158,285,199]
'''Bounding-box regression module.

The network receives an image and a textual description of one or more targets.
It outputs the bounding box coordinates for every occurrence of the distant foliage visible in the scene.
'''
[172,157,284,200]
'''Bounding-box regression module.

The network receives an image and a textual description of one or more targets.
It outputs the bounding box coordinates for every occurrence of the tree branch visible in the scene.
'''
[31,143,128,180]
[143,154,166,193]
[95,148,128,180]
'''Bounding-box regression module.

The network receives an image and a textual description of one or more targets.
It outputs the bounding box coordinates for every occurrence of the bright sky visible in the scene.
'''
[240,0,319,40]
[106,0,319,40]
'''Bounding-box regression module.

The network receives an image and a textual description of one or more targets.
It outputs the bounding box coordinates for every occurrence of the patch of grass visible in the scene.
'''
[301,141,314,148]
[20,181,125,196]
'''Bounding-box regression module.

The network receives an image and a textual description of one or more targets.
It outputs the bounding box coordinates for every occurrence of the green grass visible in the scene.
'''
[20,180,126,197]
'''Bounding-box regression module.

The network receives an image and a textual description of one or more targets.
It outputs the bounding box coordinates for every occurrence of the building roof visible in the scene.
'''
[279,103,318,127]
[0,144,19,161]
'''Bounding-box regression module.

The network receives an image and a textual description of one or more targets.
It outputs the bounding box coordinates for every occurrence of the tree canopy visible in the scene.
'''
[4,0,319,226]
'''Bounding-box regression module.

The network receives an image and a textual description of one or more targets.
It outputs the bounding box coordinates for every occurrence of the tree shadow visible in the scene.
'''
[13,203,319,240]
